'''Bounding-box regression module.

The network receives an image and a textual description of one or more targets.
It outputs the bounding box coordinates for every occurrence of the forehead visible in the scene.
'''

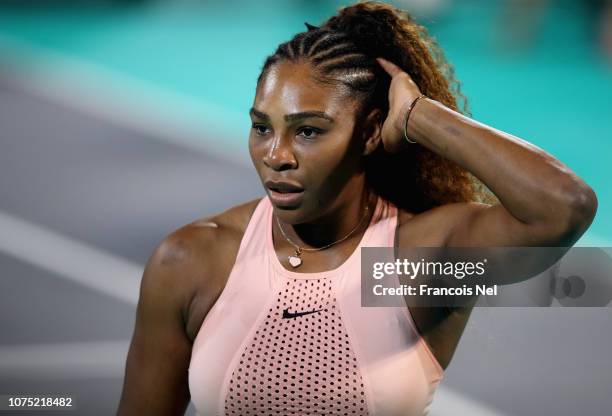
[255,61,353,116]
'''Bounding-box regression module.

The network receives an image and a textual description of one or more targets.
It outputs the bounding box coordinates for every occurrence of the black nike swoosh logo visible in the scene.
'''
[282,308,324,319]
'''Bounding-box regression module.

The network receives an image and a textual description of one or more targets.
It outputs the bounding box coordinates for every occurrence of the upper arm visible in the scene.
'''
[445,199,594,248]
[116,200,257,415]
[117,233,198,416]
[445,202,533,247]
[438,201,595,287]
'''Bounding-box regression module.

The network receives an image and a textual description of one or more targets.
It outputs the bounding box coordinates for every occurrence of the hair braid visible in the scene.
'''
[256,0,497,212]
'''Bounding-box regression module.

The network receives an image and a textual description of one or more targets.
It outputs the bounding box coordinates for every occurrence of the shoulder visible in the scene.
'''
[140,197,264,314]
[156,196,263,273]
[396,201,491,246]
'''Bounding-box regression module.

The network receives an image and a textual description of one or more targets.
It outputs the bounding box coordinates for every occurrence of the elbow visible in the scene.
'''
[552,184,598,243]
[568,184,598,228]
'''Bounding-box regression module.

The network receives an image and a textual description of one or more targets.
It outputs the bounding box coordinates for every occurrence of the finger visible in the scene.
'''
[376,57,402,77]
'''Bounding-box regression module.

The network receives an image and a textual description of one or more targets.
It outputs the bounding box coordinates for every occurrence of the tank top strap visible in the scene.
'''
[362,196,399,248]
[232,196,270,265]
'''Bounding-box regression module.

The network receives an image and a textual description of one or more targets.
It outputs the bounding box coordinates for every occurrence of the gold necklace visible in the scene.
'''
[274,193,374,268]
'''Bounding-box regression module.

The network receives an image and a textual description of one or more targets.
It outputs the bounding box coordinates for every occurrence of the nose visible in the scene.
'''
[262,135,297,171]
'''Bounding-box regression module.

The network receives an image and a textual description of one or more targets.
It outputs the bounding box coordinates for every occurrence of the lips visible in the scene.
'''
[265,179,304,207]
[264,180,304,193]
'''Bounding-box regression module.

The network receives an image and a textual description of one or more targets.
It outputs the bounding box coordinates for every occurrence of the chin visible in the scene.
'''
[270,201,314,225]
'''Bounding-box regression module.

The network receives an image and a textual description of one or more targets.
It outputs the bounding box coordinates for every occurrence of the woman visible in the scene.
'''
[117,2,597,415]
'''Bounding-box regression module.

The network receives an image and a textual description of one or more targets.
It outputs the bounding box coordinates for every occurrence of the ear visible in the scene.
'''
[362,108,383,156]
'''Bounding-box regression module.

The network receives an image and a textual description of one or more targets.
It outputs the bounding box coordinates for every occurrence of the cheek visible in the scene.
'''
[248,135,265,169]
[303,141,353,185]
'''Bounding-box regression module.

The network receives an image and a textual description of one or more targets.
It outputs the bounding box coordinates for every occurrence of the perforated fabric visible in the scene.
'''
[188,195,444,416]
[224,278,368,416]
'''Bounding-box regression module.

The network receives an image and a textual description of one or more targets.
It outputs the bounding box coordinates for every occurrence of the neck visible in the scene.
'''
[276,184,376,249]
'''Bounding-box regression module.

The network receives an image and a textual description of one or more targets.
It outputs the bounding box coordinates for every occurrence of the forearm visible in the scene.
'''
[406,97,597,226]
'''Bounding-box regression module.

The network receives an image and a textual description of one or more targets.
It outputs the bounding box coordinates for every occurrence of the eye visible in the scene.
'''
[252,124,270,136]
[297,126,322,140]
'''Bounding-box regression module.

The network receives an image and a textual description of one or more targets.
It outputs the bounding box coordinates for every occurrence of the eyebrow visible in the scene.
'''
[249,107,335,123]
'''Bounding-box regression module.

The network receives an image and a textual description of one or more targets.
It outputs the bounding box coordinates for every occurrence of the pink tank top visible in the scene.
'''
[188,195,444,416]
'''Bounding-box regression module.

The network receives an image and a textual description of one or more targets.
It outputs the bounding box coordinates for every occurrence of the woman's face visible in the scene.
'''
[249,60,371,224]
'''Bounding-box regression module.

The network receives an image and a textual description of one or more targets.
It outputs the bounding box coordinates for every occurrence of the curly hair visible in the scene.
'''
[256,0,497,212]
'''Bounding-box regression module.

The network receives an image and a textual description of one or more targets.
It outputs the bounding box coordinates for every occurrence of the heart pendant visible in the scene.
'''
[288,255,302,268]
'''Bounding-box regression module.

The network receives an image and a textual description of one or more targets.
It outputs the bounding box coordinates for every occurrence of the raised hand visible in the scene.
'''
[376,57,424,153]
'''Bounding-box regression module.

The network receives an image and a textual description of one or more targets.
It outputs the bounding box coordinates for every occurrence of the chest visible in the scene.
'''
[188,254,443,416]
[186,207,471,370]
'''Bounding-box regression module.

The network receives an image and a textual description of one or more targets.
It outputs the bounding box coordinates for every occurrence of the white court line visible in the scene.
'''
[0,32,607,416]
[0,207,513,413]
[0,210,142,305]
[0,341,512,416]
[0,34,251,168]
[0,338,508,416]
[0,34,608,247]
[0,208,598,415]
[0,336,511,414]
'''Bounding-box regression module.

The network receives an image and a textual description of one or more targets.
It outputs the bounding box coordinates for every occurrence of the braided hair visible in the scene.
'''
[256,1,496,213]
